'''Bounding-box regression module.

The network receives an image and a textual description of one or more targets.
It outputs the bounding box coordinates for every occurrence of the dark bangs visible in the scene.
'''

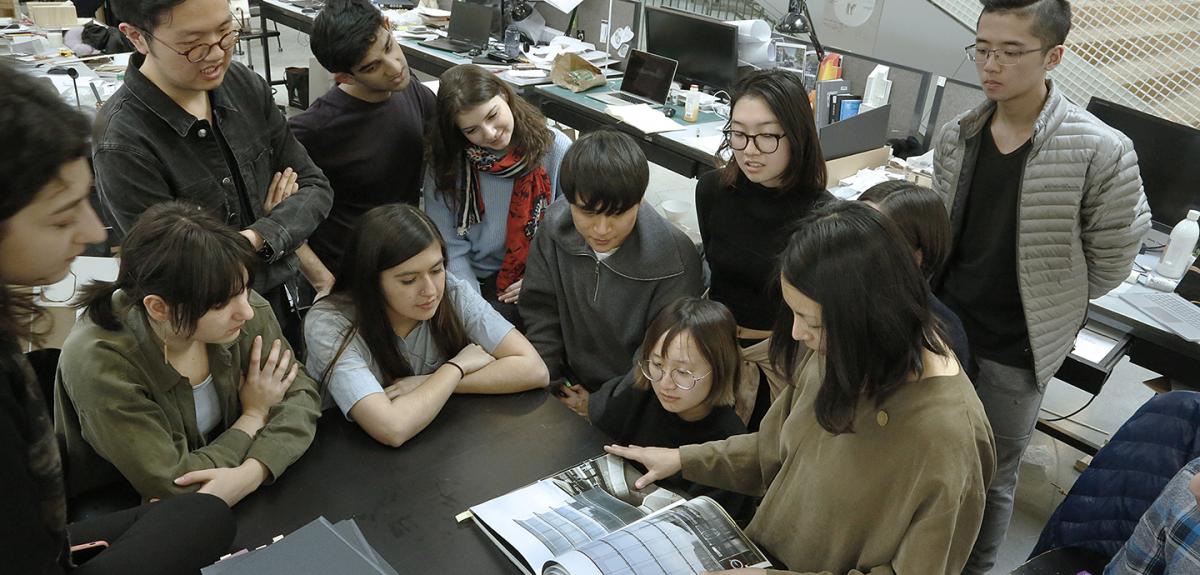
[168,227,259,333]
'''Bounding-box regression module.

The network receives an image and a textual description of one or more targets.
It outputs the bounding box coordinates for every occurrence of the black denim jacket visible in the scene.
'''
[92,57,332,291]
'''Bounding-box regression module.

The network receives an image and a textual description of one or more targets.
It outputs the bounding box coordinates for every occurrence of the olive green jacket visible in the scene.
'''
[54,289,321,500]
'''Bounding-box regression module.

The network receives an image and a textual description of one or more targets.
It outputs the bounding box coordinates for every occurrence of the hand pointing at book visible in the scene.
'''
[603,444,681,490]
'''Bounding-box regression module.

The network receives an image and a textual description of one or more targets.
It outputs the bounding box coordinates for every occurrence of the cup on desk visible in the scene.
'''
[658,199,691,226]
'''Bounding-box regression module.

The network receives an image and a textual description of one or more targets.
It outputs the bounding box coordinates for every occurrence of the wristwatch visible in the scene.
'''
[257,240,275,262]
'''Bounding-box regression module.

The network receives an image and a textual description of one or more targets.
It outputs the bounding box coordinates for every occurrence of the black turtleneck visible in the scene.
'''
[695,170,834,330]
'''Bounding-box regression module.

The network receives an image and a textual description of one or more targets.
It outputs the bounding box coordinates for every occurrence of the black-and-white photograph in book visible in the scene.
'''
[466,454,769,575]
[543,497,765,575]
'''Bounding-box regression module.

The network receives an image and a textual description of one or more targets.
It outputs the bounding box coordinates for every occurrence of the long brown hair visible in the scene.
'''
[0,63,93,345]
[429,64,553,206]
[326,204,469,381]
[719,68,826,193]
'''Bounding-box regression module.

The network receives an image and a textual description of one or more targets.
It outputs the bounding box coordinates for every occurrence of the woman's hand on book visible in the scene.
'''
[603,445,681,490]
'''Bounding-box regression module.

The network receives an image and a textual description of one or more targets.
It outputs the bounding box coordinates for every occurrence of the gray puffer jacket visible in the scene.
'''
[932,80,1151,388]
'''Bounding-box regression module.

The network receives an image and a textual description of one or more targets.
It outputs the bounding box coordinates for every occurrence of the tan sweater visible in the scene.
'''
[681,350,995,575]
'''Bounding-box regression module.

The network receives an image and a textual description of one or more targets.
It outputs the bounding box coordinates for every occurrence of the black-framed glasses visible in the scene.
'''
[965,44,1044,66]
[638,359,710,391]
[723,130,786,153]
[143,28,241,64]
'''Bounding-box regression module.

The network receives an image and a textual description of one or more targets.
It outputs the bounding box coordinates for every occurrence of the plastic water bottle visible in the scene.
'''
[683,85,700,123]
[1156,209,1200,279]
[504,24,521,58]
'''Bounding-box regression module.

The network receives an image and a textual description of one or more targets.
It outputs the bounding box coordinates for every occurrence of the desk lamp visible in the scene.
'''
[776,0,825,61]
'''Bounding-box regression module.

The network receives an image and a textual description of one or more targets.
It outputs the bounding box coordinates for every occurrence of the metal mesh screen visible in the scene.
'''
[929,0,1200,129]
[644,0,781,26]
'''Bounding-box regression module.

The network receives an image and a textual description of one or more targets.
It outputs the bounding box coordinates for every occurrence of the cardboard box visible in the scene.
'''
[27,1,79,29]
[825,146,891,184]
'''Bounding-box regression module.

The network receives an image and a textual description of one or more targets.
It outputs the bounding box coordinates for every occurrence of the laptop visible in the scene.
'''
[1121,290,1200,342]
[587,50,678,107]
[819,104,890,161]
[419,1,493,54]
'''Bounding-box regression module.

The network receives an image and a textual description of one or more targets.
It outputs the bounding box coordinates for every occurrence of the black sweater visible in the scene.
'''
[0,339,68,574]
[696,170,834,330]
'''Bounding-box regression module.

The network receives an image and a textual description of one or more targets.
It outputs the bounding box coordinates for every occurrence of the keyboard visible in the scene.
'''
[1121,292,1200,342]
[611,92,648,104]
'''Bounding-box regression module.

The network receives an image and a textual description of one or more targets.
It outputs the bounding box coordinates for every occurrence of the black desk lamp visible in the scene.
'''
[776,0,826,61]
[48,66,81,110]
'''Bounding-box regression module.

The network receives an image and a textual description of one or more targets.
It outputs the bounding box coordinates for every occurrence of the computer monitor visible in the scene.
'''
[1087,98,1200,232]
[644,7,738,92]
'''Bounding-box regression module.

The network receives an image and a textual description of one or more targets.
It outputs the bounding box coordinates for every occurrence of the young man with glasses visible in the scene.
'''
[93,0,334,345]
[931,1,1150,572]
[288,0,435,273]
[520,129,703,417]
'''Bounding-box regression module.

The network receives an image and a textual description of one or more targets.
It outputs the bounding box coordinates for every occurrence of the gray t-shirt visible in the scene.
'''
[192,375,220,436]
[304,272,514,418]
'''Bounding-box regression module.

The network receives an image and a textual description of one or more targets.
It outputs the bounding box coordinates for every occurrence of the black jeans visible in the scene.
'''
[68,493,235,575]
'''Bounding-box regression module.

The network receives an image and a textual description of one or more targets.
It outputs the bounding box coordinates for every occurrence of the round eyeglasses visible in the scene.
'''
[723,130,786,154]
[144,29,241,64]
[638,359,710,391]
[964,44,1044,66]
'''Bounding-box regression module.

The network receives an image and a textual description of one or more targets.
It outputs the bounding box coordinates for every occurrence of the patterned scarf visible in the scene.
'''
[458,145,553,292]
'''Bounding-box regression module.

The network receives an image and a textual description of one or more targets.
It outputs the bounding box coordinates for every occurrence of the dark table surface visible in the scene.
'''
[232,390,611,573]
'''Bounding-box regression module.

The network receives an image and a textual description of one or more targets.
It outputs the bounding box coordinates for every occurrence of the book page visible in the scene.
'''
[542,497,770,575]
[470,455,685,572]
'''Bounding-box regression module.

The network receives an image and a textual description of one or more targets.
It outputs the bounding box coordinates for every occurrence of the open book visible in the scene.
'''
[465,454,770,575]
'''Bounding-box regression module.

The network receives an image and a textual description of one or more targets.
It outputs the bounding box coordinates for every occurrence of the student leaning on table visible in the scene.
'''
[55,202,321,507]
[607,202,996,575]
[304,204,548,448]
[1,63,233,575]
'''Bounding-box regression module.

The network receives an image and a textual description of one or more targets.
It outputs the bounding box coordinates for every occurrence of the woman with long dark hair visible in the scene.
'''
[695,68,834,426]
[608,202,995,575]
[0,63,234,574]
[304,204,547,447]
[423,64,571,325]
[57,202,321,508]
[859,180,971,371]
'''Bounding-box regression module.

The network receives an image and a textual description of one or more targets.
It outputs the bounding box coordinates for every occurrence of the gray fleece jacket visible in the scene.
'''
[519,197,704,394]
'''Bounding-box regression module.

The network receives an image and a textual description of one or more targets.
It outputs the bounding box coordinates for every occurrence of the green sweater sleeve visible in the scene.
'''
[241,299,321,483]
[65,344,254,500]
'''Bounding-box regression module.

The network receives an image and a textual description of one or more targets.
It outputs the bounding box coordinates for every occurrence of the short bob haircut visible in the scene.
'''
[858,181,951,280]
[560,128,648,216]
[980,0,1072,49]
[719,68,826,194]
[633,297,739,408]
[769,201,949,435]
[311,0,385,75]
[78,202,258,336]
[429,65,554,205]
[0,63,93,343]
[326,204,468,382]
